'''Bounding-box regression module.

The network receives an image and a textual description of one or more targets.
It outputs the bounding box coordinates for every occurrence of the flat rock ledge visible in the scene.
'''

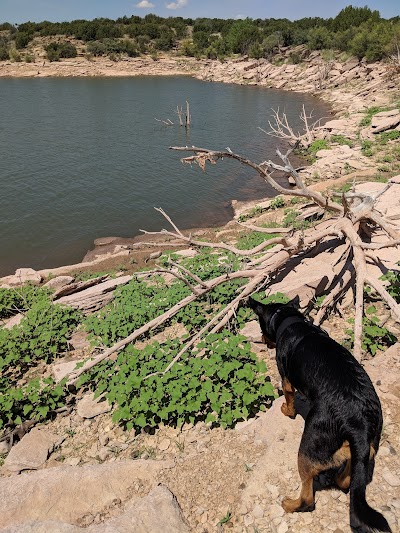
[0,485,189,533]
[0,460,175,532]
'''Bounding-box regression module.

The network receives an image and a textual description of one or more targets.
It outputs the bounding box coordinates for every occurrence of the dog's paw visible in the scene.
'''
[281,402,296,418]
[282,497,315,513]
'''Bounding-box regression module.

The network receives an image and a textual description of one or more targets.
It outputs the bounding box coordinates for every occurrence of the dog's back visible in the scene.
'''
[249,298,391,532]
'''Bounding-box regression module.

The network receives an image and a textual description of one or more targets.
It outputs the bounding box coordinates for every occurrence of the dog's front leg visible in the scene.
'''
[281,378,296,418]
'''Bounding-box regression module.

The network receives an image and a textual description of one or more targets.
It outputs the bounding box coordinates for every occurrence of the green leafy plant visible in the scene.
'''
[237,205,266,222]
[361,139,373,157]
[78,332,275,432]
[0,377,66,429]
[307,139,329,156]
[236,231,279,251]
[378,130,400,144]
[282,208,311,230]
[345,305,396,356]
[0,299,81,378]
[218,510,232,525]
[269,196,285,209]
[380,263,400,303]
[331,135,354,147]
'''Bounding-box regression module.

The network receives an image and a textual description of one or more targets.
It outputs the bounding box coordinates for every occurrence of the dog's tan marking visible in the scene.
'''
[281,378,296,418]
[334,441,352,490]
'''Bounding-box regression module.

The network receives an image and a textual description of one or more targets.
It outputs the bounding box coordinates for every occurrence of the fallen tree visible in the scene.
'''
[64,140,400,392]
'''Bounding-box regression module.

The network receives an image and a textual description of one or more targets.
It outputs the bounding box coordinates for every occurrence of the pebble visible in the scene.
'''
[382,467,400,487]
[268,503,285,520]
[158,438,171,452]
[98,434,109,447]
[252,503,264,518]
[277,522,288,533]
[66,457,80,466]
[302,514,313,525]
[265,482,280,499]
[380,446,391,457]
[390,498,400,510]
[98,447,111,461]
[0,441,9,455]
[238,504,248,515]
[243,514,254,527]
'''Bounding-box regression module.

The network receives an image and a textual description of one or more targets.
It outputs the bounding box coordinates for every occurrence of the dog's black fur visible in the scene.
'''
[248,296,391,533]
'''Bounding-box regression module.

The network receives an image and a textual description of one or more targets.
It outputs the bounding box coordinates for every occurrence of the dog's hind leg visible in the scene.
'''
[282,453,321,512]
[283,418,351,513]
[281,378,296,418]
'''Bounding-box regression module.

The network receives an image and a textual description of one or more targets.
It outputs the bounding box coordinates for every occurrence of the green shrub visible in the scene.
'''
[378,130,400,144]
[15,32,32,49]
[0,46,9,61]
[45,42,77,61]
[9,48,21,62]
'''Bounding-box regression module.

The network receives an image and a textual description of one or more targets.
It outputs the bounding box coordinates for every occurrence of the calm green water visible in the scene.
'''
[0,76,330,275]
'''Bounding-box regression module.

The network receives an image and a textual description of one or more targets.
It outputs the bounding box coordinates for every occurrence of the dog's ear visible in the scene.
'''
[287,295,300,309]
[247,296,265,316]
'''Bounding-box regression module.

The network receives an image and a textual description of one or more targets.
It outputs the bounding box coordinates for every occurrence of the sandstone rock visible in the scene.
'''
[76,393,112,419]
[52,359,84,382]
[0,460,170,529]
[342,58,359,72]
[346,159,368,170]
[7,268,42,287]
[315,148,333,158]
[93,236,119,246]
[320,119,348,131]
[4,428,61,473]
[371,113,400,133]
[0,485,188,533]
[372,109,400,119]
[240,320,262,343]
[267,258,335,307]
[43,276,74,290]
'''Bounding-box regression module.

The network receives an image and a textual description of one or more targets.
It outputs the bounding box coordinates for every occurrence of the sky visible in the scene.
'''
[0,0,398,25]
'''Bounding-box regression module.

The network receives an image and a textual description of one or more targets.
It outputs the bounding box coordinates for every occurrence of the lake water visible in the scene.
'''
[0,76,330,275]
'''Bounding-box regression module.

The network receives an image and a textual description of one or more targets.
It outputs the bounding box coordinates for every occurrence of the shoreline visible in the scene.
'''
[1,53,399,281]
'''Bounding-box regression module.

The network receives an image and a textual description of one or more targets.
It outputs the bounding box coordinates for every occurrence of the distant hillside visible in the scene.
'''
[0,5,399,63]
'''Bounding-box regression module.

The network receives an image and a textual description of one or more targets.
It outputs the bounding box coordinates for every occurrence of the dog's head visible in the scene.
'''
[247,295,300,347]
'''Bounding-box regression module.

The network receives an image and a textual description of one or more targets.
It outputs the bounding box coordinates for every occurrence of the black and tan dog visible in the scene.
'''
[248,296,391,533]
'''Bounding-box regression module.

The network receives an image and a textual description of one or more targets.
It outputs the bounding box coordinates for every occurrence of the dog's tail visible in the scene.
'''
[349,436,391,532]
